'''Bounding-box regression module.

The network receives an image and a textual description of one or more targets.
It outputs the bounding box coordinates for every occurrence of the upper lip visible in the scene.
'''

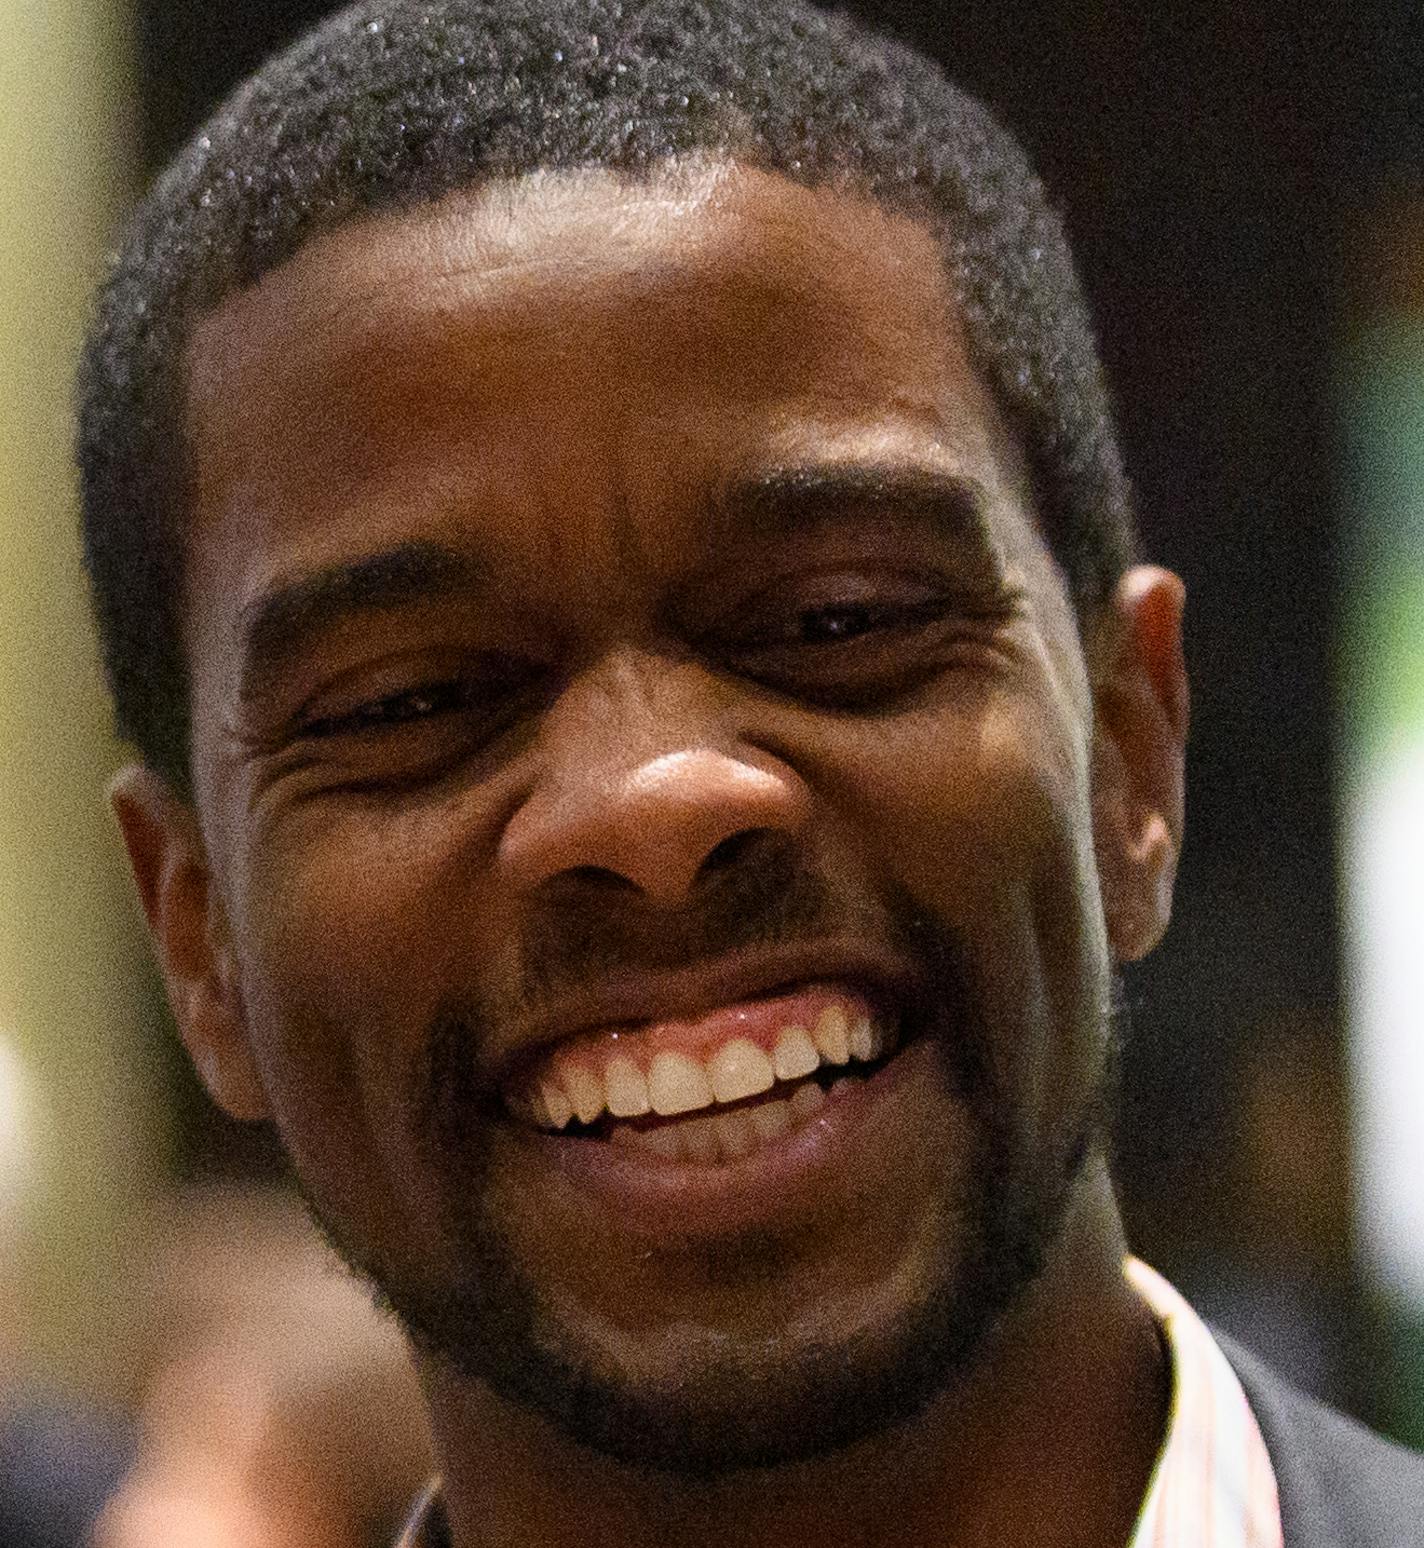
[493,938,926,1087]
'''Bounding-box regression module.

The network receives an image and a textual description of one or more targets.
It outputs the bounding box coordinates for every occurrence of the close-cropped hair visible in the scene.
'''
[77,0,1137,792]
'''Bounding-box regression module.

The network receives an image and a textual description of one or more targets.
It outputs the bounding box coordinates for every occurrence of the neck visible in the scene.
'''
[423,1161,1167,1548]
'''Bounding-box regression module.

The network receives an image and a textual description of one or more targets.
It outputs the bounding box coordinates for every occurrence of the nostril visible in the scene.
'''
[560,865,641,894]
[700,827,776,877]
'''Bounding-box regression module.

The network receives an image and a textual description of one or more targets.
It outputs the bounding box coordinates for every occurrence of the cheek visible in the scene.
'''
[818,689,1110,1133]
[221,802,495,1250]
[235,787,502,1017]
[829,689,1092,901]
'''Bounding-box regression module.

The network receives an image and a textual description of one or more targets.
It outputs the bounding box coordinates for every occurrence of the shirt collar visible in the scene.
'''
[393,1477,450,1548]
[1125,1257,1284,1548]
[395,1261,1285,1548]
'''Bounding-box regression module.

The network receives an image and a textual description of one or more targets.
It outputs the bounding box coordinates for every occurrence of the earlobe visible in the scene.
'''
[1089,566,1189,963]
[109,765,270,1120]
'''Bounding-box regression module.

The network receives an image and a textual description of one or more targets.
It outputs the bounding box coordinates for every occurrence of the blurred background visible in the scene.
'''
[1,0,1422,1541]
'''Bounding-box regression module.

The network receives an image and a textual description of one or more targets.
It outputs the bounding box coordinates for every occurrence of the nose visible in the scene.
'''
[496,677,811,907]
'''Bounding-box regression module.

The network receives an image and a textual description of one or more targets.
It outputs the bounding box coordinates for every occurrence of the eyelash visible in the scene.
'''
[299,680,477,739]
[764,595,955,646]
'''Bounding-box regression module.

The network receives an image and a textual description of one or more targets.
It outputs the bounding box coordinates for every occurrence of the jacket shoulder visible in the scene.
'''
[1219,1333,1424,1548]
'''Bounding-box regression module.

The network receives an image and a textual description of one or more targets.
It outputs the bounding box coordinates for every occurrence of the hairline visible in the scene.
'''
[172,152,1095,788]
[80,0,1138,794]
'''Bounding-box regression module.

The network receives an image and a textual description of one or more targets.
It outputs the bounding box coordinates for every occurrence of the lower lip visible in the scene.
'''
[511,1036,937,1238]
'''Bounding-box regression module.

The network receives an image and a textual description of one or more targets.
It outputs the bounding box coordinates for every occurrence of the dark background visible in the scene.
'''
[132,0,1424,1417]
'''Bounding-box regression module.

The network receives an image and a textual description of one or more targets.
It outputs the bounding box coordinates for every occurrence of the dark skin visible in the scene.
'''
[114,161,1187,1548]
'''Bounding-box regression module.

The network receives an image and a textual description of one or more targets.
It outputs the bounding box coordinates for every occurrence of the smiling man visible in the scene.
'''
[77,1,1424,1545]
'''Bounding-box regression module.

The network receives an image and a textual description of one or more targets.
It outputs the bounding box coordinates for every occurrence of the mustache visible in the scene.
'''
[420,837,987,1130]
[517,830,833,999]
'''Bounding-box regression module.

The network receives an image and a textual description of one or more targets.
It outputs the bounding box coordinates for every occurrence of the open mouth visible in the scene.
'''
[504,989,908,1166]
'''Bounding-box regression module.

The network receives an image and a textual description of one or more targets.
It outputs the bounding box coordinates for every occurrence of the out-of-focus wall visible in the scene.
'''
[0,0,166,1402]
[1341,192,1424,1446]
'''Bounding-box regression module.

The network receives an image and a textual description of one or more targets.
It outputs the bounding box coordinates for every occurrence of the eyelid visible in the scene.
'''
[702,566,962,644]
[289,633,541,720]
[297,680,460,738]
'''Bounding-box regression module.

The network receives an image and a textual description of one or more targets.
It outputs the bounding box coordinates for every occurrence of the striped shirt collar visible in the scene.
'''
[395,1262,1284,1548]
[1125,1258,1284,1548]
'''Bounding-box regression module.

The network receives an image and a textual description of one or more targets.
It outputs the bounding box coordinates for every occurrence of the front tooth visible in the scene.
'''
[648,1051,715,1115]
[814,1004,851,1065]
[707,1039,775,1104]
[864,1015,893,1059]
[849,1015,876,1061]
[714,1110,756,1159]
[791,1080,826,1117]
[540,1080,574,1129]
[562,1064,606,1124]
[658,1126,690,1159]
[772,1026,820,1081]
[678,1111,721,1163]
[605,1057,651,1118]
[749,1095,793,1143]
[619,1120,687,1157]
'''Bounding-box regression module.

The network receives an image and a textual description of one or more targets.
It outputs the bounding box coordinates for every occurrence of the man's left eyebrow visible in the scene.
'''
[236,539,485,703]
[711,463,1001,553]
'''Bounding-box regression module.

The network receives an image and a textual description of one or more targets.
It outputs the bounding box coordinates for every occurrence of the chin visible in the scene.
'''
[348,1112,1081,1478]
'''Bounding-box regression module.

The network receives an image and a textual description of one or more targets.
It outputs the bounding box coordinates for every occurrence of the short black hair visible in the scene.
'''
[77,0,1137,791]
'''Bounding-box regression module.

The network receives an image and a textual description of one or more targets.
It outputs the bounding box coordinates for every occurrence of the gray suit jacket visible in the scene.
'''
[1223,1335,1424,1547]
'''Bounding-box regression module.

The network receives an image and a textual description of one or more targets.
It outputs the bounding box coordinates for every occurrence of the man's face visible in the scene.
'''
[143,162,1176,1472]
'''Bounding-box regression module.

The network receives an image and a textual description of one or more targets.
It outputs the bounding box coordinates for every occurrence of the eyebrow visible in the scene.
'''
[233,465,999,704]
[709,462,1000,554]
[237,539,486,704]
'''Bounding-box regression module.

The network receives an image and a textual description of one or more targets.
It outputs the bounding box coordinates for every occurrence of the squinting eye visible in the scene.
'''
[783,596,949,647]
[301,681,468,738]
[795,602,903,643]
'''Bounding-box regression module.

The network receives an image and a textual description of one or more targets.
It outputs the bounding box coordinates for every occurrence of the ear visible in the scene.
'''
[109,766,269,1120]
[1088,566,1189,962]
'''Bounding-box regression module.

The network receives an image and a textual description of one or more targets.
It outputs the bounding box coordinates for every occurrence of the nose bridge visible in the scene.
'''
[496,649,810,903]
[557,647,705,785]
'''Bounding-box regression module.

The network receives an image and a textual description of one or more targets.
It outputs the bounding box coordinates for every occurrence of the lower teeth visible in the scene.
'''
[608,1072,864,1163]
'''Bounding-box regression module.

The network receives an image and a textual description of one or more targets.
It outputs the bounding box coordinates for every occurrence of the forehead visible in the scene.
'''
[189,160,964,407]
[183,160,1039,632]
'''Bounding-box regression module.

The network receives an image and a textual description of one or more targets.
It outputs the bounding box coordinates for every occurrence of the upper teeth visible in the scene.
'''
[510,1002,894,1131]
